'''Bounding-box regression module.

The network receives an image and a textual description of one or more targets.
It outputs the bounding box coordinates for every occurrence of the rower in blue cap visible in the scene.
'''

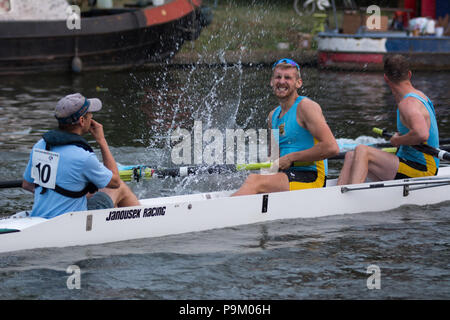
[22,93,140,219]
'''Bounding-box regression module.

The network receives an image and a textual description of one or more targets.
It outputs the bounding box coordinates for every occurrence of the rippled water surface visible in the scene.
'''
[0,65,449,299]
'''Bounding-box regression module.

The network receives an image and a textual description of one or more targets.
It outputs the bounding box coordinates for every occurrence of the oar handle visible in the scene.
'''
[372,127,390,138]
[0,180,22,189]
[371,129,449,148]
[373,128,450,161]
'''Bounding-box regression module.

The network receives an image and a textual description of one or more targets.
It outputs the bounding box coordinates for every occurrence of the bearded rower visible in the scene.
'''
[232,58,339,196]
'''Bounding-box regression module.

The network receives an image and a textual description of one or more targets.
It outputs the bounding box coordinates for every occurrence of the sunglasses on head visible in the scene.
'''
[272,58,300,71]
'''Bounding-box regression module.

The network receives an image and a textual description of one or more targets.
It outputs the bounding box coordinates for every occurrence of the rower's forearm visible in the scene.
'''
[97,139,119,175]
[395,130,429,146]
[287,143,339,163]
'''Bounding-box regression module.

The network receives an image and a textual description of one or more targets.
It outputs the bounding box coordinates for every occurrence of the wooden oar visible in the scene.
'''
[373,128,450,161]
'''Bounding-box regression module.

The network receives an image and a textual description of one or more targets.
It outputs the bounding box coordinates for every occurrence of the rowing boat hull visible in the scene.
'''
[1,167,450,253]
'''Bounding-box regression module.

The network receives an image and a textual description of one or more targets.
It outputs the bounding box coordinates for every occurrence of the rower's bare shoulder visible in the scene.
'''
[298,97,323,117]
[268,107,279,120]
[268,107,278,116]
[398,95,423,112]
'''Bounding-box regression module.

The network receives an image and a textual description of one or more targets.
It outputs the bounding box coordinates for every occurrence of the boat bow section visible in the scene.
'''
[0,216,47,235]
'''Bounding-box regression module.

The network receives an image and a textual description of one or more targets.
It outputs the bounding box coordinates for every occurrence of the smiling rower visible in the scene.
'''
[232,58,339,196]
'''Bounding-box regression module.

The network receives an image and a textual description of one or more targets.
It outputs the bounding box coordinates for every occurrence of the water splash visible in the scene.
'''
[337,136,388,152]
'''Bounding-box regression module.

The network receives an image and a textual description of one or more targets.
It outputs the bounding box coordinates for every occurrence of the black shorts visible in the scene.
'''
[280,168,326,190]
[395,157,438,179]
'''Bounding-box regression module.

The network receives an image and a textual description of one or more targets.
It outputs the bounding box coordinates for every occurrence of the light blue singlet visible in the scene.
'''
[271,96,328,176]
[396,92,440,168]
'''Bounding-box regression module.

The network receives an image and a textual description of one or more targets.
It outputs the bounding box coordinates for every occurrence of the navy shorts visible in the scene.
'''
[87,192,114,210]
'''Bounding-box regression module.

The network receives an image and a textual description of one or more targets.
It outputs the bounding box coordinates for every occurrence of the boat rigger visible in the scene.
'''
[1,166,450,254]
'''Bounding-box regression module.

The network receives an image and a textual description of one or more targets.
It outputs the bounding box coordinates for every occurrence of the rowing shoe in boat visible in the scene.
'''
[1,167,450,253]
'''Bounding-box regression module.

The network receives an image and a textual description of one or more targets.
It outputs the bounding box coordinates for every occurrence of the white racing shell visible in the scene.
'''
[1,167,450,253]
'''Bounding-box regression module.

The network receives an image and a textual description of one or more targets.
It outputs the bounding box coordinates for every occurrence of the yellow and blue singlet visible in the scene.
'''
[395,93,440,179]
[271,96,327,190]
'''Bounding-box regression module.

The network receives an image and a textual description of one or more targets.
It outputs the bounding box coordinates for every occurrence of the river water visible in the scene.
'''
[0,65,449,300]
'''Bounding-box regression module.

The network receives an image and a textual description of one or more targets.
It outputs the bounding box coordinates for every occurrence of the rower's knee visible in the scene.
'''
[118,180,140,205]
[242,173,259,186]
[100,180,139,207]
[354,144,372,159]
[344,150,355,162]
[118,179,127,190]
[253,174,275,193]
[244,174,268,193]
[354,144,369,153]
[355,144,382,163]
[246,173,259,183]
[110,180,127,195]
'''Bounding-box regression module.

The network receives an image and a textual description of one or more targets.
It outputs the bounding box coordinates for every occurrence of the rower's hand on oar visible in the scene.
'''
[278,155,292,170]
[390,132,402,147]
[89,119,106,143]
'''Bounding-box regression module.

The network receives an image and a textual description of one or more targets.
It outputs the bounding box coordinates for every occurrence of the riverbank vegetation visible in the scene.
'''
[181,0,400,55]
[181,0,317,54]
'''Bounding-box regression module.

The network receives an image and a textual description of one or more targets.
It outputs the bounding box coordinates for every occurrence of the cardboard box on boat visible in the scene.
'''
[342,11,388,34]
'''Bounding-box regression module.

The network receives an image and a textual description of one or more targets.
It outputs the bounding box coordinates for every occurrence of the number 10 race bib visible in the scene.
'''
[31,148,60,189]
